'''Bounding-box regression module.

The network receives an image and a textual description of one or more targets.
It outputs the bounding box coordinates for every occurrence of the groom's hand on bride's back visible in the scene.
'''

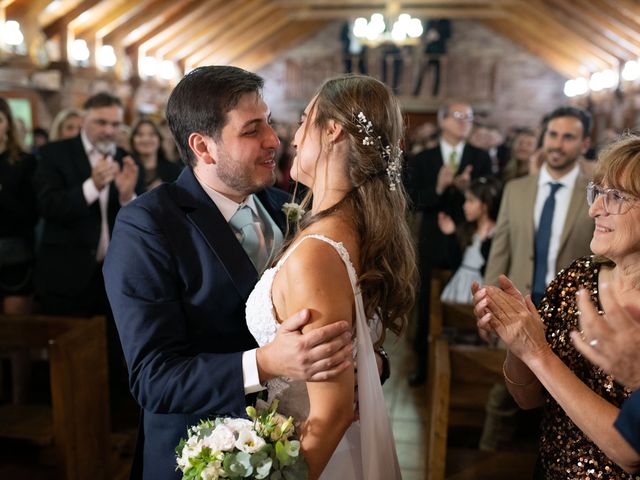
[256,308,353,383]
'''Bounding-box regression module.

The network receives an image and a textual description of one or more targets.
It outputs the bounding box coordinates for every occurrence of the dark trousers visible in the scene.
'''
[414,58,442,97]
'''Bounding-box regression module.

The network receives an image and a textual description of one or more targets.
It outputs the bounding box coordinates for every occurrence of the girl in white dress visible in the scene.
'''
[439,176,501,304]
[245,75,417,479]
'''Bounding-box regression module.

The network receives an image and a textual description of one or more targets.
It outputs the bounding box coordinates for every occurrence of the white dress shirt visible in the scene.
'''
[439,139,465,172]
[80,131,115,262]
[534,163,580,284]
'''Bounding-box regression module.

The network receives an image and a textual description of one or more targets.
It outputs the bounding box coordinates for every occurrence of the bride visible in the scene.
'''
[245,75,417,479]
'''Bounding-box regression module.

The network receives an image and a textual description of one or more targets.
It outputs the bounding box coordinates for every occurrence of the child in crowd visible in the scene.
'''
[439,176,502,304]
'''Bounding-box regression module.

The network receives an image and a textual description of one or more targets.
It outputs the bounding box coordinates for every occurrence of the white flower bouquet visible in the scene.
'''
[175,400,307,480]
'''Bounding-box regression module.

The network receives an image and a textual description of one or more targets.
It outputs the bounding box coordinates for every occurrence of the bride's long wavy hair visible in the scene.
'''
[281,75,417,344]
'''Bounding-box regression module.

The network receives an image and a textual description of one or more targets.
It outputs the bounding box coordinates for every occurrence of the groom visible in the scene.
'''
[103,66,354,479]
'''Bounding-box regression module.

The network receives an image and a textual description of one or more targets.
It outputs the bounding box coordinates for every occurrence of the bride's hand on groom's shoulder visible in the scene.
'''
[256,308,353,383]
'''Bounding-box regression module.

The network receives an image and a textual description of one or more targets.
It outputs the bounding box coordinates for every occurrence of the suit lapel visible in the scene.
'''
[256,189,286,233]
[175,169,258,300]
[72,136,92,180]
[558,174,587,252]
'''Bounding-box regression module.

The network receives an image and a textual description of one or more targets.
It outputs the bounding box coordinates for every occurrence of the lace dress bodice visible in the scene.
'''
[244,233,401,480]
[245,235,358,422]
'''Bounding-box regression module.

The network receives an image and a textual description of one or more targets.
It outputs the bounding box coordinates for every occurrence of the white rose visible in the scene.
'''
[222,417,254,433]
[235,428,266,453]
[177,439,203,471]
[203,425,235,452]
[200,462,223,480]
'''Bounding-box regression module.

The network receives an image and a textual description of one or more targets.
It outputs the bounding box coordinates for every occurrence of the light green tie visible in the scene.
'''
[229,206,262,269]
[448,150,458,171]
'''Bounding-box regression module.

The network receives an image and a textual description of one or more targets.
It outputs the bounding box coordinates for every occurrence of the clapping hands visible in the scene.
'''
[571,284,640,390]
[91,155,139,203]
[115,156,139,203]
[472,275,551,364]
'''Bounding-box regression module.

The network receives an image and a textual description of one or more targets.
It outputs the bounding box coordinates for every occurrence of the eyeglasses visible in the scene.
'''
[450,111,474,122]
[586,181,638,215]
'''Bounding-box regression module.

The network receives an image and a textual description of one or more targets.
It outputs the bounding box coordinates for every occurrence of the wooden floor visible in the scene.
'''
[384,333,538,480]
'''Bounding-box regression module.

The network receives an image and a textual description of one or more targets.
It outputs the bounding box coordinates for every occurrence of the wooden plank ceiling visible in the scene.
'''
[4,0,640,78]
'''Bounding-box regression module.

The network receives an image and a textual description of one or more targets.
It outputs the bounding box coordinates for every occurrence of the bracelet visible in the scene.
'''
[375,346,391,385]
[502,360,535,387]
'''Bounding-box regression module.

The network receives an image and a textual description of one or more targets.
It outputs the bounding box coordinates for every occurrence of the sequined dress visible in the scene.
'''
[538,256,639,479]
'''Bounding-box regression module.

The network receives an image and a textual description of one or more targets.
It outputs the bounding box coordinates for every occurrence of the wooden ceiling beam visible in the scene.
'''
[202,11,291,66]
[541,0,639,60]
[42,0,102,38]
[575,0,640,48]
[275,0,516,5]
[181,0,279,66]
[290,6,509,19]
[149,0,237,59]
[232,20,329,72]
[508,1,617,69]
[483,18,581,78]
[593,0,640,35]
[72,0,153,39]
[103,0,189,46]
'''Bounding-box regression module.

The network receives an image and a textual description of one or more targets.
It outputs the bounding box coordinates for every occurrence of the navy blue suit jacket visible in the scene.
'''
[103,167,288,479]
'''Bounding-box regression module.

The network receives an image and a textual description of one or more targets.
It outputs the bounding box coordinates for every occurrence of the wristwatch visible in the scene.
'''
[375,346,391,385]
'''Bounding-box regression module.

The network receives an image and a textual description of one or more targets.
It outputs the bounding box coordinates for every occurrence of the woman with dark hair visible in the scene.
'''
[438,176,502,304]
[130,118,182,191]
[245,75,417,479]
[475,135,640,478]
[0,97,37,315]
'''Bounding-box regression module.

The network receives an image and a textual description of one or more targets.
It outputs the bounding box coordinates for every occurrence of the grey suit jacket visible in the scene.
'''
[485,172,594,293]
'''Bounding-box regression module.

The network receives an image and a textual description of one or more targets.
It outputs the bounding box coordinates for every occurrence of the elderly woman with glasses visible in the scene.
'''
[473,135,640,479]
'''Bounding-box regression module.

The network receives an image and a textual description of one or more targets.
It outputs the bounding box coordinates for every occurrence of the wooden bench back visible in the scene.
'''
[0,315,111,480]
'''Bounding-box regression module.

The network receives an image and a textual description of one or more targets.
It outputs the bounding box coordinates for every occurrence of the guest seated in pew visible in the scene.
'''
[438,176,501,304]
[572,283,640,469]
[473,135,640,478]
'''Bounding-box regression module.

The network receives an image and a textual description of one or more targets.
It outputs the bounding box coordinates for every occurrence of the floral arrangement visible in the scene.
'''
[282,202,306,223]
[175,400,307,480]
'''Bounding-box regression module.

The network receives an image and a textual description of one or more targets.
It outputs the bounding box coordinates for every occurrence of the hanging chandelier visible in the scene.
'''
[352,7,423,47]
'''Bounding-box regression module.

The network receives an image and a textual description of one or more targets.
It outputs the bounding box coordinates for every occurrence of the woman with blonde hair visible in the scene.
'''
[245,74,417,479]
[49,107,83,141]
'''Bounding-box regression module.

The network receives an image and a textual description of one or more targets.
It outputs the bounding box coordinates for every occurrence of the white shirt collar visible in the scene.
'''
[538,162,580,189]
[439,139,465,160]
[194,171,260,222]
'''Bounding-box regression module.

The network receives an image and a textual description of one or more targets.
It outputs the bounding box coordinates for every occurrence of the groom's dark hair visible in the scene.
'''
[166,65,264,167]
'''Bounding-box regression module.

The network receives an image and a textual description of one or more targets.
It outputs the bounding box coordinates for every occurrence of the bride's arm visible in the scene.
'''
[273,241,355,480]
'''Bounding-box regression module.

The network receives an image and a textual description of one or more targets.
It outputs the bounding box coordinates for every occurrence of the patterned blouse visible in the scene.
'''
[539,256,639,479]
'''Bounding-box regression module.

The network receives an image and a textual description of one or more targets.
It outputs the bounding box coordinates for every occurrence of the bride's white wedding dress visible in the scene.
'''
[246,234,401,480]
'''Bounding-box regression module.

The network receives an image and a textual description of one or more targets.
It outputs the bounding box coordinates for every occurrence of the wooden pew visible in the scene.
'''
[425,338,451,480]
[0,315,111,480]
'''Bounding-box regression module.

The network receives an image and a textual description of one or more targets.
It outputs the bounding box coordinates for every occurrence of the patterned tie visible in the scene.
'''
[229,205,262,270]
[448,149,458,171]
[532,182,563,304]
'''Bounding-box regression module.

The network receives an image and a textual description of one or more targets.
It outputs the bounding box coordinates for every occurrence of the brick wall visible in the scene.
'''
[259,20,568,134]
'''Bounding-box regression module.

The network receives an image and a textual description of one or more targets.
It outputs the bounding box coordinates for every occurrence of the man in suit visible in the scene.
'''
[34,92,143,316]
[103,66,354,480]
[407,101,493,386]
[484,106,594,295]
[479,106,594,452]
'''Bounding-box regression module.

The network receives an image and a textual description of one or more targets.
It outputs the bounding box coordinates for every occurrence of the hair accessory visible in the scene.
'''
[355,111,403,191]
